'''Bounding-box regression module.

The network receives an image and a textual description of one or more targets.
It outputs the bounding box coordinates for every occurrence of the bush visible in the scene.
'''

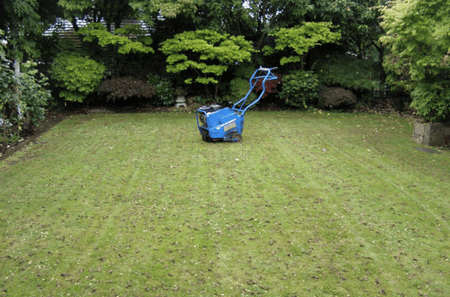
[1,60,50,149]
[253,74,281,99]
[147,74,175,106]
[222,78,256,106]
[318,87,357,109]
[19,62,51,132]
[410,82,450,123]
[312,54,379,92]
[232,62,256,79]
[99,77,155,102]
[50,53,105,102]
[279,70,319,109]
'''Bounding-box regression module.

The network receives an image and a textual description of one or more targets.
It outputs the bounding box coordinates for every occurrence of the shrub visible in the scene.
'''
[19,61,51,133]
[312,54,379,92]
[318,87,357,109]
[147,74,175,106]
[232,62,256,79]
[410,83,450,123]
[222,78,256,106]
[279,70,319,109]
[50,53,105,102]
[253,74,281,99]
[99,77,155,101]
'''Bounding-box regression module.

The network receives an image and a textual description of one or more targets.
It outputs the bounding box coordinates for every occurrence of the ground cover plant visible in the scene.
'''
[1,111,449,296]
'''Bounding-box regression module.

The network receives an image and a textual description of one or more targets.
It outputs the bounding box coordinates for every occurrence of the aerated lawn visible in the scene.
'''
[1,111,449,296]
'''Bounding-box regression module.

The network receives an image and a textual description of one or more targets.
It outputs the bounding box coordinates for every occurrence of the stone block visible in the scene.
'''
[412,119,446,146]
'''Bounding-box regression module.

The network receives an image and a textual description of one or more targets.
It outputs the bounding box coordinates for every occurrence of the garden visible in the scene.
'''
[1,0,450,295]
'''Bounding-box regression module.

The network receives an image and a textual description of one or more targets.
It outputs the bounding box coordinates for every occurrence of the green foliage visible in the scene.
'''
[410,82,450,124]
[222,78,256,105]
[312,54,379,91]
[308,0,385,60]
[50,53,105,102]
[1,54,50,148]
[232,62,256,79]
[160,29,255,98]
[0,0,44,60]
[279,70,319,109]
[77,23,154,55]
[264,22,341,69]
[17,61,51,132]
[98,77,155,102]
[130,0,203,23]
[380,0,450,122]
[147,74,175,106]
[58,0,134,32]
[318,86,357,109]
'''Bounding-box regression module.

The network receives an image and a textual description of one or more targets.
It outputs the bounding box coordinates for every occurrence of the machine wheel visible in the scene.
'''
[231,132,243,143]
[201,130,212,142]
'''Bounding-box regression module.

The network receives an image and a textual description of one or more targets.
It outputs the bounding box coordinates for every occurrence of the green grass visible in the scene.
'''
[1,111,449,296]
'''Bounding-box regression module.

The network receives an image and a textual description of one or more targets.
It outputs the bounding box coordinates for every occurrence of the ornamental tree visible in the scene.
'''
[160,29,255,98]
[380,0,450,122]
[77,22,154,77]
[263,22,341,70]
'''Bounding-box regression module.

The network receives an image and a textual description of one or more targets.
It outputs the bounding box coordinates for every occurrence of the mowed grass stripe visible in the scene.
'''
[248,112,450,294]
[1,111,449,296]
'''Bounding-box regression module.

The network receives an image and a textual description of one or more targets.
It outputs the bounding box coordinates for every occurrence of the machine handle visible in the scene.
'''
[232,66,279,114]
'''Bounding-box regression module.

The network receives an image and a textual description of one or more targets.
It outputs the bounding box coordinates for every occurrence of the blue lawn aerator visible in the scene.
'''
[196,66,278,142]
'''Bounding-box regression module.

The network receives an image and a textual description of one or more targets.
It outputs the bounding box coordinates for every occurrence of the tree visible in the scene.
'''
[263,22,341,70]
[0,1,56,148]
[58,0,135,32]
[380,0,450,122]
[1,31,51,149]
[0,0,44,66]
[130,0,203,26]
[77,22,154,77]
[306,0,384,58]
[160,29,255,98]
[194,0,312,52]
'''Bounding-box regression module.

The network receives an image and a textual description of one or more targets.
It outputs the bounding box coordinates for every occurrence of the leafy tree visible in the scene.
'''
[130,0,203,26]
[307,0,385,59]
[58,0,135,32]
[77,22,154,77]
[194,0,312,54]
[263,22,341,69]
[0,0,56,147]
[380,0,450,122]
[160,29,255,98]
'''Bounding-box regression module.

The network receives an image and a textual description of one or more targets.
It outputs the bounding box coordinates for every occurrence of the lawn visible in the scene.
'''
[1,111,449,296]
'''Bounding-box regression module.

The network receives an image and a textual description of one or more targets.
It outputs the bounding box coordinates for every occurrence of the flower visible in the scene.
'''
[1,40,7,46]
